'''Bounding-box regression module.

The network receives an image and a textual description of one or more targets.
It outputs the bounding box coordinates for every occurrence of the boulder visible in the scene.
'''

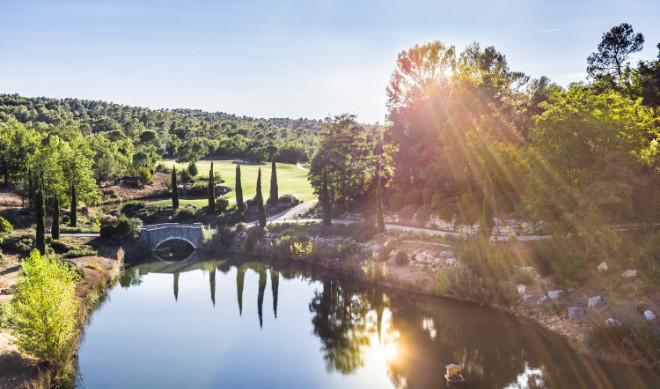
[644,310,656,321]
[621,269,637,278]
[568,307,584,319]
[445,258,457,266]
[606,318,622,327]
[516,284,526,295]
[597,262,608,272]
[522,294,533,303]
[548,290,565,299]
[588,296,601,308]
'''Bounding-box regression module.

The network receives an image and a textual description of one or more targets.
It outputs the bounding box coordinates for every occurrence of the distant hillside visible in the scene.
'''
[0,93,324,163]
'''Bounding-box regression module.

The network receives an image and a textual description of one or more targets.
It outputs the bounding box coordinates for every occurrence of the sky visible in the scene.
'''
[1,0,659,124]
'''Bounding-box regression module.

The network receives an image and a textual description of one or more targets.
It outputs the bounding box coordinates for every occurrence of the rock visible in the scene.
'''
[445,258,457,266]
[519,266,535,273]
[516,284,526,295]
[537,296,548,306]
[568,307,584,319]
[548,290,565,299]
[588,296,601,308]
[621,269,637,278]
[597,262,608,272]
[432,259,442,266]
[644,310,656,321]
[415,253,423,262]
[522,294,533,303]
[606,318,622,327]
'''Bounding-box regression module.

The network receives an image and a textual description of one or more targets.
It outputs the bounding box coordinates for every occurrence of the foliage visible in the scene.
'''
[415,204,432,225]
[244,227,265,252]
[269,156,278,206]
[171,167,179,210]
[208,162,216,213]
[235,164,245,212]
[321,172,331,226]
[136,167,154,186]
[115,216,143,239]
[65,245,98,258]
[187,161,198,177]
[587,23,645,85]
[256,168,267,228]
[388,192,405,211]
[4,250,80,370]
[215,197,229,213]
[0,216,13,238]
[586,320,660,369]
[394,250,409,266]
[633,230,660,285]
[99,224,116,239]
[52,197,60,240]
[179,168,193,184]
[35,179,45,255]
[172,207,197,222]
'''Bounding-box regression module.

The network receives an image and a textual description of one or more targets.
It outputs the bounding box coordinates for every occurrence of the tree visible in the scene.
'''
[322,172,331,226]
[188,161,198,177]
[4,250,80,369]
[256,168,267,228]
[70,182,77,228]
[52,196,60,240]
[208,162,216,213]
[236,165,245,212]
[376,170,385,233]
[171,167,179,210]
[35,179,45,255]
[269,156,278,206]
[587,23,645,85]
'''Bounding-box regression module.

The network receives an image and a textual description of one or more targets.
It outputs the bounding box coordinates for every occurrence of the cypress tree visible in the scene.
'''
[322,172,331,226]
[269,156,278,206]
[27,167,34,209]
[235,165,245,212]
[172,167,179,210]
[52,196,60,240]
[376,170,385,233]
[70,182,77,227]
[208,162,216,213]
[35,179,46,255]
[256,168,267,228]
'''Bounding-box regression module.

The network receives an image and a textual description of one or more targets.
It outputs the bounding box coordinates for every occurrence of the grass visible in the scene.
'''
[159,159,316,203]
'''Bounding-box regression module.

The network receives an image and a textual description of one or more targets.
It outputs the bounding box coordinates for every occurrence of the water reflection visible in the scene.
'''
[93,255,660,389]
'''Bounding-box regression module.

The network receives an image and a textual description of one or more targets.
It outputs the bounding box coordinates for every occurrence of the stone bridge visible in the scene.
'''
[137,223,205,251]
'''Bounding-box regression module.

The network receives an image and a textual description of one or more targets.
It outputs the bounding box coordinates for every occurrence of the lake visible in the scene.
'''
[75,252,660,388]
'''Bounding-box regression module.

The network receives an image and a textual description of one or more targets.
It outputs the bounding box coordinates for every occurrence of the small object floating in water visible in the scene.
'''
[445,364,465,383]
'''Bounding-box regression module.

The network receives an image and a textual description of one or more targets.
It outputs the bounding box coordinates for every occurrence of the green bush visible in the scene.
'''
[215,197,229,213]
[416,204,433,226]
[4,250,80,371]
[586,320,660,369]
[436,265,490,304]
[430,193,443,210]
[394,250,409,266]
[422,186,435,204]
[244,227,265,252]
[388,192,405,212]
[137,167,154,186]
[187,161,198,177]
[332,239,359,258]
[100,224,116,239]
[115,216,143,239]
[378,239,397,262]
[0,216,14,238]
[633,231,660,285]
[180,169,193,183]
[399,204,417,221]
[404,189,422,206]
[65,245,98,258]
[172,207,196,222]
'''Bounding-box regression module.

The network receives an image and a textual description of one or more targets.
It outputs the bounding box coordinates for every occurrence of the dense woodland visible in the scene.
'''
[309,23,660,241]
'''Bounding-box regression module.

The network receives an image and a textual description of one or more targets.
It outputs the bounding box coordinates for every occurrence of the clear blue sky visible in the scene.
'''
[1,0,659,123]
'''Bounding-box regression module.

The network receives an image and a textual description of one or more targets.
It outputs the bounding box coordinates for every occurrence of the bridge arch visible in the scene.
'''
[137,223,206,252]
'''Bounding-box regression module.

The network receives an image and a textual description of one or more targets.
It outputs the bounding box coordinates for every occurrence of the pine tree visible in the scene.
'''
[35,179,45,255]
[256,168,267,228]
[171,167,179,210]
[269,156,278,206]
[52,196,60,240]
[208,162,216,213]
[322,172,331,226]
[236,165,245,212]
[376,170,385,233]
[70,182,77,228]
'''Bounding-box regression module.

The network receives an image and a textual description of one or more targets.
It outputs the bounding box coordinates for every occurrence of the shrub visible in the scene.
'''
[436,265,490,304]
[416,204,433,226]
[235,222,249,233]
[404,189,422,206]
[180,169,193,183]
[399,204,417,221]
[332,239,359,258]
[633,231,660,285]
[278,194,300,206]
[549,251,587,289]
[430,193,443,210]
[514,271,536,286]
[0,216,13,240]
[378,239,397,262]
[100,224,117,239]
[215,197,229,213]
[388,192,405,212]
[635,301,646,314]
[115,216,143,239]
[172,207,196,222]
[422,186,435,204]
[362,252,387,281]
[137,167,154,186]
[244,227,265,252]
[289,240,315,261]
[187,161,198,177]
[394,250,409,266]
[86,263,103,271]
[65,245,98,258]
[4,250,80,371]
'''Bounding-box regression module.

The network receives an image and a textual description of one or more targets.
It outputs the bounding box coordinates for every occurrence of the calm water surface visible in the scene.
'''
[75,252,660,388]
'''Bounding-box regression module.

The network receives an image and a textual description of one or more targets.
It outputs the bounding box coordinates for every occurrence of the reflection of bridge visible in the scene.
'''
[136,223,205,251]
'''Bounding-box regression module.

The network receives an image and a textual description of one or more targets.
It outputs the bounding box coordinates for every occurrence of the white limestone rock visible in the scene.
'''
[445,258,457,266]
[621,269,638,278]
[588,296,601,308]
[606,318,622,327]
[597,262,608,272]
[516,284,526,295]
[644,310,656,321]
[548,290,565,299]
[568,307,584,319]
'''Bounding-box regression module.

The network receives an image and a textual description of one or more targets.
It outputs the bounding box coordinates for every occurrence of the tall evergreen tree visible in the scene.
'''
[35,178,45,255]
[27,167,34,209]
[235,164,245,212]
[52,196,60,240]
[376,169,385,233]
[208,162,216,213]
[322,172,331,226]
[70,182,77,227]
[171,167,179,210]
[269,156,278,206]
[256,168,267,228]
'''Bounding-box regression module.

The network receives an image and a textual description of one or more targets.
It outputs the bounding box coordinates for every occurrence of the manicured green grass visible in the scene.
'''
[159,159,316,204]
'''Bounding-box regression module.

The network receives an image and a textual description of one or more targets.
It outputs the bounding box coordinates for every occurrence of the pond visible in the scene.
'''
[75,252,660,388]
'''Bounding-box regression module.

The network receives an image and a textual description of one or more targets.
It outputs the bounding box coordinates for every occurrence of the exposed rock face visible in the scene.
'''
[588,296,601,308]
[568,307,584,319]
